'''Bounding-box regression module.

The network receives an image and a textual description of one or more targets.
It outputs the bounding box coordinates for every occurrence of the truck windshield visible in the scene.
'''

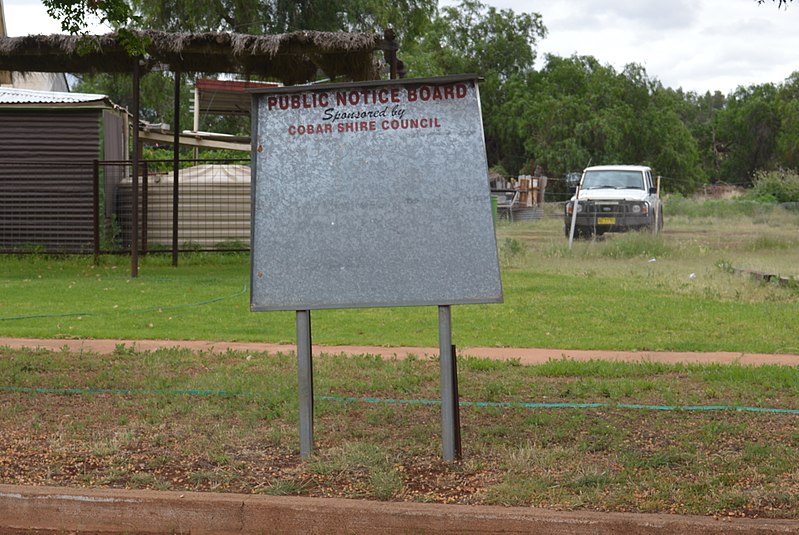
[581,170,644,190]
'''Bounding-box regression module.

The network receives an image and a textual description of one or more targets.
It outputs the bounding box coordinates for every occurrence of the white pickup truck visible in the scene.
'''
[564,165,663,238]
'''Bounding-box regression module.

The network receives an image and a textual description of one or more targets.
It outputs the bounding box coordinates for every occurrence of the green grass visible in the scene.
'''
[1,204,798,353]
[4,346,799,515]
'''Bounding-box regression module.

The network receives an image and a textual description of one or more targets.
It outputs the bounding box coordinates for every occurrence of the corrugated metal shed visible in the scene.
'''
[0,86,114,106]
[0,87,128,253]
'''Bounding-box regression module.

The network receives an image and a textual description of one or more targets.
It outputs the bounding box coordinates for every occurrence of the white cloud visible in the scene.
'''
[5,0,799,94]
[524,0,799,93]
[3,0,107,37]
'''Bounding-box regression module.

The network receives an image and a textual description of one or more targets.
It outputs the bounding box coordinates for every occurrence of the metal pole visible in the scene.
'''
[172,69,181,266]
[439,305,460,461]
[92,159,100,264]
[130,58,140,278]
[296,310,314,458]
[450,343,462,459]
[193,84,200,160]
[654,176,662,234]
[141,162,149,255]
[567,185,580,249]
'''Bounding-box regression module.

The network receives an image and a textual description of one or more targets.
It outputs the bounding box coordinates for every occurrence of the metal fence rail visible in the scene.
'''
[0,158,252,256]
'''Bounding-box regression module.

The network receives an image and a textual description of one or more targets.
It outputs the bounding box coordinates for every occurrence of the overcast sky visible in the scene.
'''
[3,0,799,95]
[483,0,799,95]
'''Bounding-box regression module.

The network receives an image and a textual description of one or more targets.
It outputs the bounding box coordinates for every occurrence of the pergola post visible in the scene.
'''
[130,56,140,278]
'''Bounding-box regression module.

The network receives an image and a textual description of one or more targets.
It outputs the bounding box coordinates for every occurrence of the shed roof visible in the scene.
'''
[194,78,280,116]
[0,86,116,107]
[0,30,387,85]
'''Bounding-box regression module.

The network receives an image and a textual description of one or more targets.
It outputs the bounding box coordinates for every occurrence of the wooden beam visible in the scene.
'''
[139,130,250,152]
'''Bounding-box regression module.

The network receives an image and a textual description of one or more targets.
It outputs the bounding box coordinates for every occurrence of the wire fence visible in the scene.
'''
[0,158,251,256]
[2,158,745,256]
[0,161,98,254]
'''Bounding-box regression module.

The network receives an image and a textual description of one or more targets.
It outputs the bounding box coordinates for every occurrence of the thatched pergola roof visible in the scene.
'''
[0,29,389,84]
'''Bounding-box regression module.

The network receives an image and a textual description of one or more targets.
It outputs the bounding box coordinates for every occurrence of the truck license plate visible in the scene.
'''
[597,217,616,225]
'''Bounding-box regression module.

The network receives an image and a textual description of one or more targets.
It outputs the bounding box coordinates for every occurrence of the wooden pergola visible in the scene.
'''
[0,30,395,82]
[0,29,400,274]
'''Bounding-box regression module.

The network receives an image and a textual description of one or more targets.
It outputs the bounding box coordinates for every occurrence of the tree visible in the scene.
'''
[42,0,134,34]
[515,54,704,192]
[132,0,436,40]
[714,84,781,184]
[775,72,799,170]
[639,87,705,192]
[406,0,545,79]
[42,0,147,55]
[403,0,546,173]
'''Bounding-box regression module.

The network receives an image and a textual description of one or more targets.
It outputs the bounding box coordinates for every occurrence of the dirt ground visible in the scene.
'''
[2,336,798,366]
[3,336,799,527]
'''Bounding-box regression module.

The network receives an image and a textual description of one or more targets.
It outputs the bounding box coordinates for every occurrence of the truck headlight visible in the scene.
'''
[566,202,583,215]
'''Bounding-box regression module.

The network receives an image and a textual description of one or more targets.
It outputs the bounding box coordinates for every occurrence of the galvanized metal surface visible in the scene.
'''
[296,310,314,458]
[438,305,460,461]
[0,86,110,105]
[251,75,503,311]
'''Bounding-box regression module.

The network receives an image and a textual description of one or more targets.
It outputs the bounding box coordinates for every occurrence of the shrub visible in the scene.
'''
[748,169,799,203]
[664,194,772,218]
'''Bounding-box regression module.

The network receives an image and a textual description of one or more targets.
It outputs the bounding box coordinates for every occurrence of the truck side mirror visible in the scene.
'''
[649,187,657,194]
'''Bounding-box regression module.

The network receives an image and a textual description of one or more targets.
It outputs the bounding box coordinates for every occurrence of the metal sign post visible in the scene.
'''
[438,305,462,461]
[296,310,314,458]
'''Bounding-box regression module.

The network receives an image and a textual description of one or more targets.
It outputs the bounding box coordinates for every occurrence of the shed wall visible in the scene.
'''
[0,109,102,252]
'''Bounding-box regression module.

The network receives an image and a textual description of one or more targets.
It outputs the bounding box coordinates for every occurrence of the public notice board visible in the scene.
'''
[250,74,503,311]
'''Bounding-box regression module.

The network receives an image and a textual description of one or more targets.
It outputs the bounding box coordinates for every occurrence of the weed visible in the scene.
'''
[130,473,160,488]
[600,232,669,259]
[499,237,525,267]
[4,346,799,516]
[369,467,404,500]
[257,479,309,496]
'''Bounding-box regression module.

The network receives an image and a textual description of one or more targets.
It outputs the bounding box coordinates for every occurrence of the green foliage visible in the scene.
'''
[141,146,247,165]
[517,56,705,190]
[132,0,436,38]
[714,84,781,185]
[43,0,150,56]
[418,0,546,79]
[401,0,545,173]
[74,71,189,127]
[748,169,799,203]
[43,0,136,35]
[663,195,776,218]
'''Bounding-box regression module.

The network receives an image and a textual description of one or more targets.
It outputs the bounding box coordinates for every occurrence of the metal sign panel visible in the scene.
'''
[250,75,502,311]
